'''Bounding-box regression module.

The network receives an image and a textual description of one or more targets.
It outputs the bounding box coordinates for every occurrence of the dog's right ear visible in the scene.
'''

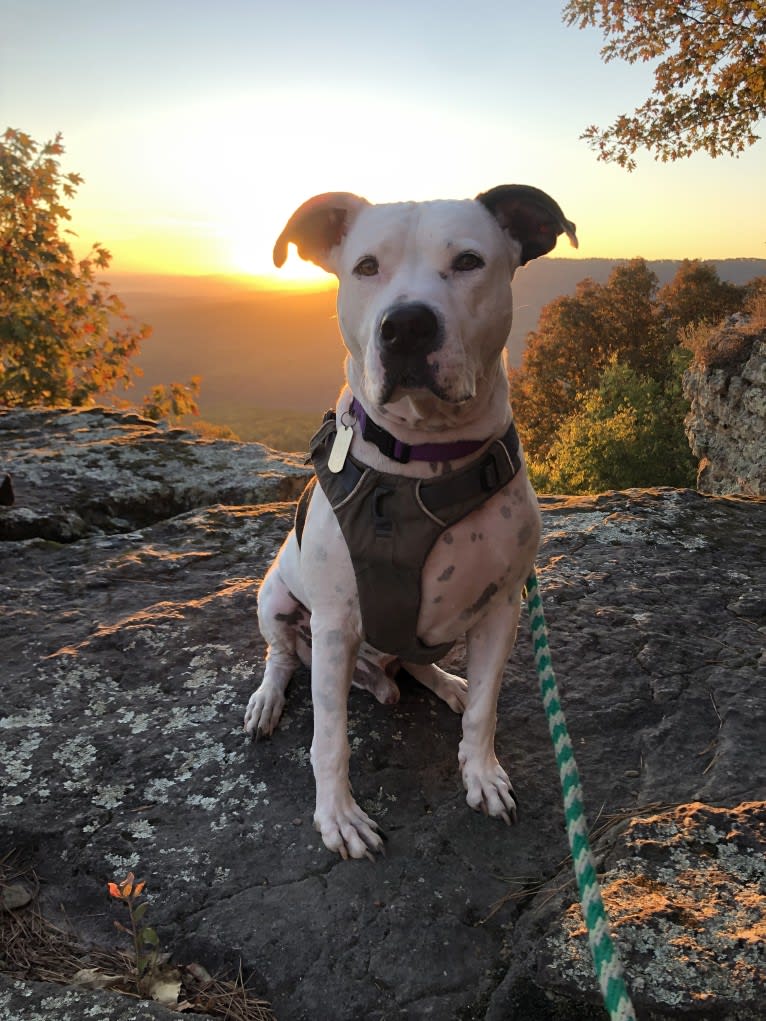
[273,192,370,273]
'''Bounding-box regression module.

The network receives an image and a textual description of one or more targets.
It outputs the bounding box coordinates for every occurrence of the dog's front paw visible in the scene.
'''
[243,682,286,738]
[459,750,517,826]
[429,668,469,714]
[405,663,469,714]
[314,793,385,860]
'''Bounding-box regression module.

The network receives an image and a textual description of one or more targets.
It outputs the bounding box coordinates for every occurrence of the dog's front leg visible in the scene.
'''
[459,590,524,825]
[310,617,385,859]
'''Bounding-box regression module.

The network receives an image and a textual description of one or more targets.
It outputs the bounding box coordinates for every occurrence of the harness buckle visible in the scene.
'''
[363,415,411,463]
[376,431,396,460]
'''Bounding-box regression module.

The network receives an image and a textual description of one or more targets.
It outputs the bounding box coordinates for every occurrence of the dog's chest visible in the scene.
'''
[416,478,541,644]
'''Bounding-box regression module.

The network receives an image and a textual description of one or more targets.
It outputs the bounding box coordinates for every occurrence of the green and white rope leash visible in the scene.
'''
[525,569,637,1021]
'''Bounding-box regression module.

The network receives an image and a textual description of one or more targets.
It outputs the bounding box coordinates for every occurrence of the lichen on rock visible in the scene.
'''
[1,408,765,1020]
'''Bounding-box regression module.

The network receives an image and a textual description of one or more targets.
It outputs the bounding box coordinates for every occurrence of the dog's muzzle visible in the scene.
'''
[378,302,443,398]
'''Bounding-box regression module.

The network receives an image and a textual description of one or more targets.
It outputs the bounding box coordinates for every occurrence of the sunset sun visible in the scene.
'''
[227,233,334,289]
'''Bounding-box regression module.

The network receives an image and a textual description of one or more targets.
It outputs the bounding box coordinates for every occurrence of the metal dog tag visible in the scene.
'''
[328,422,353,474]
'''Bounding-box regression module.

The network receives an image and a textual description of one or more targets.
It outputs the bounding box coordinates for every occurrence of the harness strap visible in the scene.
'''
[294,476,316,548]
[315,418,521,514]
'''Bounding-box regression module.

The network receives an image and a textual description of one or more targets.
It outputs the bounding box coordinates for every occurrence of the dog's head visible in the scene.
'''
[273,186,577,410]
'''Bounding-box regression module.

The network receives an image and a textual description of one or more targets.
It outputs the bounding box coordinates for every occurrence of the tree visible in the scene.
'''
[529,355,696,493]
[563,1,766,169]
[510,259,750,492]
[0,128,150,406]
[657,259,744,336]
[509,259,669,456]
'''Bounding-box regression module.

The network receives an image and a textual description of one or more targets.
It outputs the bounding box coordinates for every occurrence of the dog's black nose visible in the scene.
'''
[379,303,440,354]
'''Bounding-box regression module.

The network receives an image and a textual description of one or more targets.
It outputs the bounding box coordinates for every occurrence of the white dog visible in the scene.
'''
[244,186,577,859]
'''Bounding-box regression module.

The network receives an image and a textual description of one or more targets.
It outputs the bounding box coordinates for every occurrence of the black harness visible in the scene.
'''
[296,410,522,664]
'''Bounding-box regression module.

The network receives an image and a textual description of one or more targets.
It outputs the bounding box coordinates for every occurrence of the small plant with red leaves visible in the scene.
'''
[107,872,160,995]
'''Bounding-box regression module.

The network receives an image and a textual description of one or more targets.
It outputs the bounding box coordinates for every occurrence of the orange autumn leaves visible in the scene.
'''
[108,872,145,900]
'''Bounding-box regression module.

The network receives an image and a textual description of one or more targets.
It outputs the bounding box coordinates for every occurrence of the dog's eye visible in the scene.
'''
[353,256,379,277]
[452,251,485,272]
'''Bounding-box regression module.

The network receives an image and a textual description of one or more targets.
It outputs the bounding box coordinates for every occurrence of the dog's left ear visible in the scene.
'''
[476,185,578,266]
[273,192,370,273]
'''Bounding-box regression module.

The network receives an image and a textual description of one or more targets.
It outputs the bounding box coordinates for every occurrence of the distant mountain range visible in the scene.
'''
[111,258,766,429]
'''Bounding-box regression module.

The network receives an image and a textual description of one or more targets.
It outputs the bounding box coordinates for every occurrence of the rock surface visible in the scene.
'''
[683,323,766,497]
[1,408,765,1020]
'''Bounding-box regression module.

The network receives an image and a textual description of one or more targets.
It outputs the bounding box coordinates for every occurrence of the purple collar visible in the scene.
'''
[349,397,489,465]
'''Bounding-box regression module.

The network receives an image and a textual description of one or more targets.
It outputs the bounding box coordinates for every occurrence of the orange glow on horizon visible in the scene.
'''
[227,243,335,289]
[233,272,337,293]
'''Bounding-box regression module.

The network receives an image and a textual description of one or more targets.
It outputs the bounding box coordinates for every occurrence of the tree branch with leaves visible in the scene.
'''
[0,128,151,406]
[1,128,204,426]
[564,0,766,169]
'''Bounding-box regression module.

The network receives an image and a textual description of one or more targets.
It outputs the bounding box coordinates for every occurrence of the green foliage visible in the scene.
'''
[0,128,151,406]
[142,376,201,423]
[512,258,749,493]
[510,258,670,456]
[528,354,696,493]
[564,1,766,169]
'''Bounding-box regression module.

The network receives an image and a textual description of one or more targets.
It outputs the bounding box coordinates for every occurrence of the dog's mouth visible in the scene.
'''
[379,367,431,403]
[372,302,476,406]
[378,369,473,407]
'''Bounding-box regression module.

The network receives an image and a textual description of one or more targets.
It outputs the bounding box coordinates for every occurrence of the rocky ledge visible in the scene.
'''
[684,322,765,498]
[1,408,764,1020]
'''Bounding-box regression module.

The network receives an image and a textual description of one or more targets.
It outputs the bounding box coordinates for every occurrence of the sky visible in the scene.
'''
[2,0,765,287]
